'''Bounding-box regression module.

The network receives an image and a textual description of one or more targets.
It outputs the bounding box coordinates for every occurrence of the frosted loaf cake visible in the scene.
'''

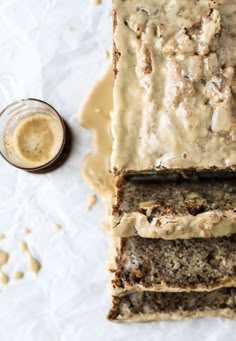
[107,0,236,323]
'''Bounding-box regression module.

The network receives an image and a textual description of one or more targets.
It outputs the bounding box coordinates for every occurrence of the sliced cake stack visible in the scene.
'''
[107,0,236,322]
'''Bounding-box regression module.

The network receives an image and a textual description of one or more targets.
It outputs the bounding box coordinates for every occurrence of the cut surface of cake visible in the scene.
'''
[111,170,236,238]
[109,236,236,296]
[111,0,236,174]
[108,288,236,322]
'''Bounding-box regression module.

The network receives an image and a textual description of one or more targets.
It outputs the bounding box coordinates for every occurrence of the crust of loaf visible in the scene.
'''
[108,307,236,322]
[108,289,236,322]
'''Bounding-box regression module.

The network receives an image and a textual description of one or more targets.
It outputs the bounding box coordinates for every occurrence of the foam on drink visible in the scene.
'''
[8,113,63,167]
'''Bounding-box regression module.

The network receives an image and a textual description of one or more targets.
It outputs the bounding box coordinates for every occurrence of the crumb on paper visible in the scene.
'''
[69,25,76,32]
[90,0,101,5]
[11,271,24,280]
[100,221,110,230]
[86,194,97,211]
[19,240,27,252]
[54,223,62,231]
[28,255,41,275]
[0,272,9,286]
[20,240,41,275]
[0,250,9,267]
[0,234,5,240]
[95,108,102,113]
[104,49,110,59]
[22,228,31,235]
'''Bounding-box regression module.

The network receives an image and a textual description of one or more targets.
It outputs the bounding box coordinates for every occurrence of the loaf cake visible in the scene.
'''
[109,236,236,296]
[108,288,236,322]
[107,0,236,323]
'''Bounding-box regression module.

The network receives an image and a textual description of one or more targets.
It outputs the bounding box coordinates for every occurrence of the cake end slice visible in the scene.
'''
[108,289,236,322]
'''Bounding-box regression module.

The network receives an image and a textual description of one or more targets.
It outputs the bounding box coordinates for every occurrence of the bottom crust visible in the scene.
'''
[108,289,236,322]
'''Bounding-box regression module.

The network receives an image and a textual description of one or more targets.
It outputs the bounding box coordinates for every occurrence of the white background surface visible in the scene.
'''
[0,0,235,340]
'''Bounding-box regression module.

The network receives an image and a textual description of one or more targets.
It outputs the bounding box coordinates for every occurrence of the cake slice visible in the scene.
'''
[111,0,236,174]
[108,288,236,322]
[111,170,236,238]
[109,236,236,296]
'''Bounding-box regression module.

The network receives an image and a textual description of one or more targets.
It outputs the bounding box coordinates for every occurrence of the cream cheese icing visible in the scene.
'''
[78,64,115,217]
[111,210,236,239]
[111,0,236,173]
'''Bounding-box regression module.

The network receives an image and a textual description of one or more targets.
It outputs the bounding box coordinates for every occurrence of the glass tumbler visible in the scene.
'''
[0,98,70,173]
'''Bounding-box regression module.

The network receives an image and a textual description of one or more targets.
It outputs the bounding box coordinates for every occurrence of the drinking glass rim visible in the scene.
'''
[0,98,67,171]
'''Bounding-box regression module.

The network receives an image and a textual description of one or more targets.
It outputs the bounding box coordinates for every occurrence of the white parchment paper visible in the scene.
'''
[0,0,235,340]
